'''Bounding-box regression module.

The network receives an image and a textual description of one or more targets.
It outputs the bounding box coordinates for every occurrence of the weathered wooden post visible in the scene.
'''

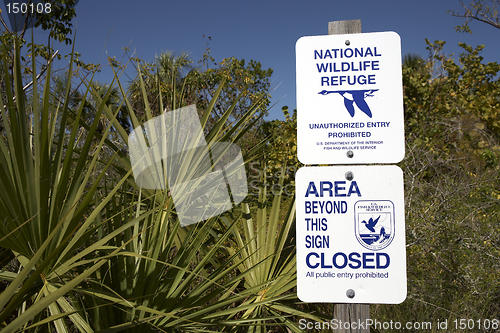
[328,19,362,35]
[328,19,370,333]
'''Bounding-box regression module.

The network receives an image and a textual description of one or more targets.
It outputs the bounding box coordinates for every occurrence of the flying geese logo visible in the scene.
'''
[318,89,378,118]
[355,200,395,251]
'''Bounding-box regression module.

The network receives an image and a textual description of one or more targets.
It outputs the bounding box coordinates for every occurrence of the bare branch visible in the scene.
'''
[22,50,59,93]
[451,0,500,31]
[2,50,59,108]
[0,11,13,34]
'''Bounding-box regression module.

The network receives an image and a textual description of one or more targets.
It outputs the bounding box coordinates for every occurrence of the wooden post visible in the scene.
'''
[328,19,362,35]
[328,19,370,333]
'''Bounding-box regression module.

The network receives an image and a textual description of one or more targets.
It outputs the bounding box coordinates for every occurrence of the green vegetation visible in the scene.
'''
[0,18,314,331]
[1,1,500,332]
[373,38,500,331]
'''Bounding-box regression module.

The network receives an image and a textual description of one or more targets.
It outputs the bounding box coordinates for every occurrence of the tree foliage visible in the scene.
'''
[0,0,95,101]
[127,51,198,118]
[373,38,500,327]
[127,51,273,154]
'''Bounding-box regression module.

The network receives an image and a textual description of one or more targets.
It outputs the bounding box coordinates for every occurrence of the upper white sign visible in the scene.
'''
[296,31,404,164]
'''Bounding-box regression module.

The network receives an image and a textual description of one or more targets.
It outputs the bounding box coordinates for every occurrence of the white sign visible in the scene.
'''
[296,165,406,304]
[296,31,404,164]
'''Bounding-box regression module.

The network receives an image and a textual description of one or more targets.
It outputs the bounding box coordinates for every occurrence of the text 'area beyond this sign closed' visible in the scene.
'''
[296,31,404,164]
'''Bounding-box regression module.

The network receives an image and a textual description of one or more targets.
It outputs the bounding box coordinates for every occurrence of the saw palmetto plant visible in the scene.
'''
[0,39,324,332]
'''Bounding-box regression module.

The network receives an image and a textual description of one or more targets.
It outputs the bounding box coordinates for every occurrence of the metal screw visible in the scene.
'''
[346,289,355,298]
[345,171,354,181]
[345,40,350,46]
[347,150,354,158]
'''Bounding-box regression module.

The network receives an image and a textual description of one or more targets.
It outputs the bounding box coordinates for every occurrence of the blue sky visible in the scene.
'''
[2,0,499,120]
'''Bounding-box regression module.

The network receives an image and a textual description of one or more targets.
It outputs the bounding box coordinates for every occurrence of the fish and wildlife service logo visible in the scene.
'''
[128,105,248,227]
[355,200,395,251]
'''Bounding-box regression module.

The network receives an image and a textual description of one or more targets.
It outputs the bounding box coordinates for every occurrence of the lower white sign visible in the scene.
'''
[296,165,406,304]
